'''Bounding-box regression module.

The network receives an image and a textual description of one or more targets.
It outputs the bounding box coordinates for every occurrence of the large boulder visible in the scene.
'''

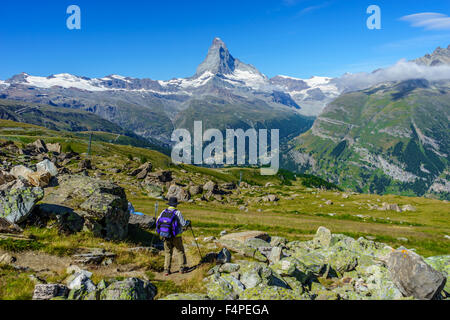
[43,175,129,240]
[46,143,62,154]
[313,226,332,248]
[145,171,172,184]
[218,239,267,262]
[387,249,447,299]
[27,139,48,154]
[27,171,52,188]
[129,214,156,230]
[32,284,68,300]
[203,181,219,193]
[220,231,270,243]
[0,187,44,224]
[166,184,190,202]
[36,159,58,177]
[424,255,450,293]
[189,185,203,196]
[99,278,156,300]
[10,165,33,180]
[129,162,153,179]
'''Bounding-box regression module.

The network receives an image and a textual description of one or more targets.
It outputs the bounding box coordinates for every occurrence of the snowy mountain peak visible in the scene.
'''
[196,37,236,76]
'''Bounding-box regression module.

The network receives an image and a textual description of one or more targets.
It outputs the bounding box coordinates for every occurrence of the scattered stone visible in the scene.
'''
[0,253,16,266]
[32,284,68,300]
[401,205,417,212]
[203,181,219,193]
[189,185,203,195]
[72,249,116,265]
[27,171,52,187]
[220,231,270,243]
[263,194,279,202]
[0,217,23,234]
[146,170,173,183]
[313,226,332,248]
[10,165,33,180]
[379,203,402,212]
[203,236,216,243]
[130,162,153,179]
[36,159,58,177]
[0,170,15,185]
[220,182,236,190]
[387,249,447,300]
[217,248,232,264]
[28,139,48,154]
[325,200,333,205]
[99,278,156,300]
[46,143,62,154]
[270,236,288,247]
[268,247,284,263]
[166,184,190,202]
[0,187,44,224]
[129,214,155,230]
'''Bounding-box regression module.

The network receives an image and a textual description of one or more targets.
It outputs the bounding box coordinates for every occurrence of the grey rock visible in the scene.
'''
[166,184,190,202]
[99,278,156,300]
[217,248,232,264]
[32,284,68,300]
[44,175,129,240]
[129,214,155,230]
[387,249,447,299]
[0,187,44,224]
[36,159,58,177]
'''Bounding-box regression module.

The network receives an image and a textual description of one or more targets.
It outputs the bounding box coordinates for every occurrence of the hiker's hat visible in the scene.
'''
[167,197,179,207]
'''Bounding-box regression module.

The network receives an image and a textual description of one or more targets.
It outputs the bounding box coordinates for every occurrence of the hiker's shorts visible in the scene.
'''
[163,236,187,271]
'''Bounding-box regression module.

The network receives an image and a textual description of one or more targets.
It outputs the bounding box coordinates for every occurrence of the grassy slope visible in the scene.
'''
[0,119,448,299]
[292,83,449,198]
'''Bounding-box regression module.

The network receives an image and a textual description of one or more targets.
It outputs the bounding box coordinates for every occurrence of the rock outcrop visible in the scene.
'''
[0,187,44,224]
[43,175,129,240]
[387,249,447,300]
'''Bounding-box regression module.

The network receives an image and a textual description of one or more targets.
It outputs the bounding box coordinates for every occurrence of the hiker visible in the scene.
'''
[156,197,191,276]
[128,201,144,216]
[127,202,135,214]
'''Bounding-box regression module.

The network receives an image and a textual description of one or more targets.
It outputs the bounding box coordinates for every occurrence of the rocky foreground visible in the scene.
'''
[26,227,449,301]
[0,138,449,300]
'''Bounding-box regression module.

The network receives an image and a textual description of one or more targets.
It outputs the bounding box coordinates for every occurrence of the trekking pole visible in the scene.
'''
[149,201,158,248]
[189,225,203,261]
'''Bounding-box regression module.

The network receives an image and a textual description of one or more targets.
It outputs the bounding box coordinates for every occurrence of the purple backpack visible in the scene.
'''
[156,209,179,239]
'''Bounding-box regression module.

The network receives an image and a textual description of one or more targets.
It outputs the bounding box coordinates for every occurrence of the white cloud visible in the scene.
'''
[400,12,450,30]
[335,60,450,91]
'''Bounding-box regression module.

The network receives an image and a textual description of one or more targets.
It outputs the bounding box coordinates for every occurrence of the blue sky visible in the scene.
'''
[0,0,449,80]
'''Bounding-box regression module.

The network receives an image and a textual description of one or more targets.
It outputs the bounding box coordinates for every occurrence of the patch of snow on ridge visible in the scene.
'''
[25,73,108,92]
[225,69,269,90]
[0,80,9,89]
